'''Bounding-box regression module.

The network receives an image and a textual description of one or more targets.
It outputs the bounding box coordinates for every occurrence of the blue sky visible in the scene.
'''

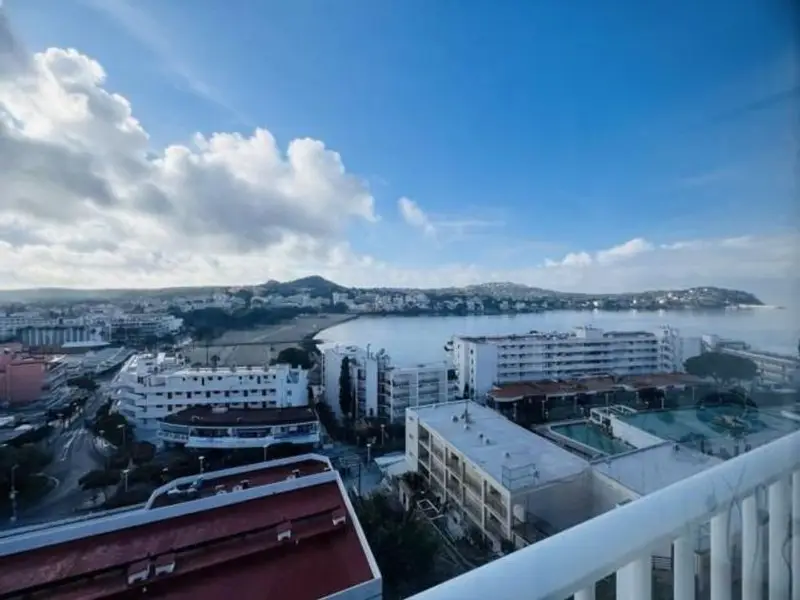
[1,0,797,297]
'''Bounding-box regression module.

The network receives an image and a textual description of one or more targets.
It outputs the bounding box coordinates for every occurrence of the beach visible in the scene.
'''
[185,314,357,366]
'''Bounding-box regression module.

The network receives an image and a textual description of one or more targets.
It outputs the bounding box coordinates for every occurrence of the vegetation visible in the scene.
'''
[353,492,440,598]
[69,375,99,392]
[0,443,53,514]
[684,352,759,386]
[176,306,316,341]
[272,346,314,369]
[339,356,354,419]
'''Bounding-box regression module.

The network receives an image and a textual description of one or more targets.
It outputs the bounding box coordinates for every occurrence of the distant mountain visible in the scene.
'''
[258,276,347,296]
[0,276,763,307]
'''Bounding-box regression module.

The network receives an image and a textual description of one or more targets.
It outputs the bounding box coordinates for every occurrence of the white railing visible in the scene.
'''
[409,428,800,600]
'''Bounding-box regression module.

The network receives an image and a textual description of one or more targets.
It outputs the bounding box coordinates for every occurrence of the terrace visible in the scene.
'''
[409,428,800,600]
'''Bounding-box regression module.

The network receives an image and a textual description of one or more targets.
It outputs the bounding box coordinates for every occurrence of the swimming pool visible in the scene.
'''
[550,422,634,456]
[618,404,800,444]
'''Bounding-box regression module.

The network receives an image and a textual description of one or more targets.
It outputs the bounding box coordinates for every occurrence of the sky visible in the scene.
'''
[0,0,797,302]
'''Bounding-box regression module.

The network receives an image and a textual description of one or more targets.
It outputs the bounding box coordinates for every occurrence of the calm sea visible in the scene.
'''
[316,309,800,367]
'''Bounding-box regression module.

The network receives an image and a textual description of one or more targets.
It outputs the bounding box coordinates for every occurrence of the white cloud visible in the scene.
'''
[0,11,795,305]
[397,196,436,237]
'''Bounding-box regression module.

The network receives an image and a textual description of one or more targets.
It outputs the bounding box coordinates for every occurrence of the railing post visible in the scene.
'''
[741,493,763,600]
[768,478,790,600]
[710,510,732,600]
[616,556,650,600]
[674,533,696,600]
[793,471,800,600]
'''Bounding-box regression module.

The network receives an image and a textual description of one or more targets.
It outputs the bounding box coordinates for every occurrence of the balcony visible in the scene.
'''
[409,429,800,600]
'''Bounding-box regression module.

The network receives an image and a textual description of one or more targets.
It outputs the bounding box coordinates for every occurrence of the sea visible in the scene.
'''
[316,308,800,367]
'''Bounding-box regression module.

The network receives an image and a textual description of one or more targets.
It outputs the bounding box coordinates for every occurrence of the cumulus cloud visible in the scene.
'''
[398,197,436,237]
[0,10,795,304]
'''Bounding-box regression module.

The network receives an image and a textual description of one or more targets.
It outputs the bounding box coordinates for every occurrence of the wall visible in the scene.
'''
[0,353,46,405]
[609,418,664,449]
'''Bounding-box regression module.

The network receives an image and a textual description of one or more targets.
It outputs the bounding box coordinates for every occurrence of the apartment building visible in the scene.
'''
[450,325,701,399]
[405,401,590,548]
[109,313,183,344]
[702,334,799,387]
[322,345,456,422]
[379,362,457,422]
[113,353,308,432]
[0,344,69,406]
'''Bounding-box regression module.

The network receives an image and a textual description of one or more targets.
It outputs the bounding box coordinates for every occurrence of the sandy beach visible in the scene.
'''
[185,314,357,366]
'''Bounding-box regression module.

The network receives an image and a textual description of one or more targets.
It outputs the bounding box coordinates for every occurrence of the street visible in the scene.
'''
[9,385,109,528]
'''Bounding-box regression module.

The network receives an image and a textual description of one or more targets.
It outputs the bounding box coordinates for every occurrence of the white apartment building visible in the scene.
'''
[110,313,183,342]
[380,362,457,422]
[405,401,591,548]
[0,314,110,347]
[702,334,800,387]
[113,352,308,432]
[322,345,457,422]
[321,345,379,420]
[450,325,701,399]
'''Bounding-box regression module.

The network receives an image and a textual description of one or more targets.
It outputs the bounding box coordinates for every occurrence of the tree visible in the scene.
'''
[274,347,313,369]
[79,469,121,501]
[130,441,156,466]
[70,375,99,393]
[684,352,758,386]
[354,492,440,597]
[339,356,353,419]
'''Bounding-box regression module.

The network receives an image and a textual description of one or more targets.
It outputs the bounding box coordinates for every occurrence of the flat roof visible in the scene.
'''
[162,406,317,427]
[411,401,588,490]
[490,373,705,400]
[592,442,722,496]
[148,458,330,508]
[0,456,379,600]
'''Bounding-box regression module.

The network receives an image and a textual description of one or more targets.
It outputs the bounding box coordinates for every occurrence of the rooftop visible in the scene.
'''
[592,442,723,496]
[0,455,380,600]
[456,325,663,345]
[161,406,318,428]
[411,401,588,490]
[490,373,705,401]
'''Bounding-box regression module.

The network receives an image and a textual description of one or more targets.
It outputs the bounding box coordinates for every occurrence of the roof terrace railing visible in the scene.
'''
[409,428,800,600]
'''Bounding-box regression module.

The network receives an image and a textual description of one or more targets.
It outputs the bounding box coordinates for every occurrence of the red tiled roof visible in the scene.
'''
[489,373,704,400]
[0,481,373,600]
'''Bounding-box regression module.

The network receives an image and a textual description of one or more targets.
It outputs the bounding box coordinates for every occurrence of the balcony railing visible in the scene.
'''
[409,428,800,600]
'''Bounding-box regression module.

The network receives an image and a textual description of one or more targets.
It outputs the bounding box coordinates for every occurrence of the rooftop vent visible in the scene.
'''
[277,521,292,542]
[463,424,470,431]
[451,415,458,423]
[154,553,176,577]
[484,437,491,445]
[504,451,511,458]
[232,484,244,492]
[332,507,347,527]
[127,560,151,586]
[478,432,484,439]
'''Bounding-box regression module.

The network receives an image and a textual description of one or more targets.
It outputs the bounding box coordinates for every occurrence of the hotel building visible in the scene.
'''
[450,325,701,399]
[113,353,309,433]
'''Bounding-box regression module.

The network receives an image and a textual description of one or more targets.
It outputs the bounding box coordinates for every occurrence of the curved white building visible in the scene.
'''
[113,352,309,432]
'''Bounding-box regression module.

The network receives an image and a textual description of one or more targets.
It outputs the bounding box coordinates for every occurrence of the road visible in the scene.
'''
[11,386,109,527]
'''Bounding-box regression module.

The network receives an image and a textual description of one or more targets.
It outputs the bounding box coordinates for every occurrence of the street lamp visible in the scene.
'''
[9,464,19,523]
[262,444,269,462]
[116,423,127,449]
[122,468,130,493]
[366,442,372,464]
[198,455,205,474]
[380,424,386,446]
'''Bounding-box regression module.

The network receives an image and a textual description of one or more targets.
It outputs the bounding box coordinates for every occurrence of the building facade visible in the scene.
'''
[113,353,309,432]
[322,345,456,422]
[0,344,69,406]
[450,325,701,399]
[158,405,321,450]
[405,401,590,549]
